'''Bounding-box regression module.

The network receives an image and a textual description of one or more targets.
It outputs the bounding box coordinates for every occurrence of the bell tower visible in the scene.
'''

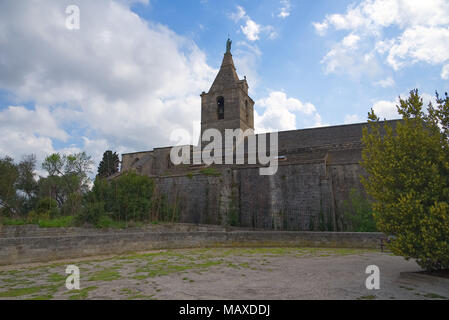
[200,39,254,140]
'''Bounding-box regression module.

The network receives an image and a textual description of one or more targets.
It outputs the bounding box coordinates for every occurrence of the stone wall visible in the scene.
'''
[0,225,385,266]
[156,158,359,231]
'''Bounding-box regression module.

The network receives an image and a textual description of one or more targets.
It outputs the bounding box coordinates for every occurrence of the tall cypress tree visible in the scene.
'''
[97,150,120,178]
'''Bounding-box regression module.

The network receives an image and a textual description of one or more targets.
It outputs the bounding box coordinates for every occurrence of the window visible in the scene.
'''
[217,96,224,120]
[245,100,249,122]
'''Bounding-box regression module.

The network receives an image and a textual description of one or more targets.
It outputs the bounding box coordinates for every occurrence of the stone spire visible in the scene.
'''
[208,39,240,93]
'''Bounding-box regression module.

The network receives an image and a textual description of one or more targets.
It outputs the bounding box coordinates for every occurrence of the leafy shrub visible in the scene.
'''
[79,201,106,225]
[342,189,377,232]
[81,171,179,227]
[36,197,59,217]
[361,90,449,271]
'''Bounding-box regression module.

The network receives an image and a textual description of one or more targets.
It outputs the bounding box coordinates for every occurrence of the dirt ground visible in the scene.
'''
[0,247,448,300]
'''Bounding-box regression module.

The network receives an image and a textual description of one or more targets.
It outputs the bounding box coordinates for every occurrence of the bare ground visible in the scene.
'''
[0,247,448,300]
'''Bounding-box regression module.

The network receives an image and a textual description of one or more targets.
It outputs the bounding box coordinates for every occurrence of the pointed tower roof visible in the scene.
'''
[208,39,240,93]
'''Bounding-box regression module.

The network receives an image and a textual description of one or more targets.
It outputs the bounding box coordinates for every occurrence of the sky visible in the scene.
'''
[1,0,449,173]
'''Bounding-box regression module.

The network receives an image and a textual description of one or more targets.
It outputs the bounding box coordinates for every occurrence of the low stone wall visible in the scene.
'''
[0,225,385,266]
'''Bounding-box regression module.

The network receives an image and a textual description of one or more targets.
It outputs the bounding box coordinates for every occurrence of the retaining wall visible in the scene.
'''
[0,225,385,266]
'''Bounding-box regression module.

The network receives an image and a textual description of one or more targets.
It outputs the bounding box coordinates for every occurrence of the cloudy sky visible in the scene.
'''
[1,0,448,170]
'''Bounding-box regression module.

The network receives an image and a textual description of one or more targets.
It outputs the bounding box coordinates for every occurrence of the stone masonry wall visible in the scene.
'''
[0,225,385,266]
[156,159,360,231]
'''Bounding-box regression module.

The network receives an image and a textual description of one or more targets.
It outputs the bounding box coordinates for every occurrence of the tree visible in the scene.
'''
[361,89,449,271]
[0,156,19,216]
[16,154,38,211]
[40,152,94,212]
[97,150,120,178]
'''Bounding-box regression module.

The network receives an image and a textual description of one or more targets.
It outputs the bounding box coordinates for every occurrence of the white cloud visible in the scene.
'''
[373,76,395,88]
[233,41,262,91]
[0,0,216,168]
[342,34,360,48]
[314,0,449,78]
[255,91,324,133]
[313,21,328,36]
[230,5,275,42]
[372,100,400,119]
[442,64,449,80]
[370,91,437,120]
[230,5,246,22]
[278,0,291,19]
[321,45,381,78]
[241,19,261,41]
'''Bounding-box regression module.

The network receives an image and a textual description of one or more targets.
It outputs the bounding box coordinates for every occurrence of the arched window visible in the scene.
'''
[217,96,224,120]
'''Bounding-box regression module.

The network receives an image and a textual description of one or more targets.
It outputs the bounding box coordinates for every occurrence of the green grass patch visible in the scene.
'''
[422,293,447,299]
[38,216,74,228]
[47,273,67,283]
[88,268,121,281]
[30,294,54,300]
[199,168,221,176]
[357,295,376,300]
[68,286,98,300]
[0,286,42,297]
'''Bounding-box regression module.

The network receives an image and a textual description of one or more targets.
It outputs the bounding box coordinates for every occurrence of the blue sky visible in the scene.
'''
[1,0,449,172]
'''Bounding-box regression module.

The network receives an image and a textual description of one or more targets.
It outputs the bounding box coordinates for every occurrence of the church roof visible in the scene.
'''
[208,47,240,93]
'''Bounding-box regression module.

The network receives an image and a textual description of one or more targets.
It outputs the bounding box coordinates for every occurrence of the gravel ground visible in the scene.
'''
[0,247,447,300]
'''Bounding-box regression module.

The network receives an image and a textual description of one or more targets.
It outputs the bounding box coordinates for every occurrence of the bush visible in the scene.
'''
[78,171,180,227]
[79,201,106,226]
[36,197,59,217]
[342,189,377,232]
[361,90,449,271]
[61,193,83,216]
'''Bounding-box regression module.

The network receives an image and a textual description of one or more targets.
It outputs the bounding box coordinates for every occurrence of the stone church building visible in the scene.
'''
[120,40,397,231]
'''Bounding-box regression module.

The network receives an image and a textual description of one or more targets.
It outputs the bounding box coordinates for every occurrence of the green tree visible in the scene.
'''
[40,152,94,213]
[81,171,178,226]
[361,89,449,271]
[0,154,38,216]
[97,150,120,178]
[0,156,19,216]
[16,154,38,212]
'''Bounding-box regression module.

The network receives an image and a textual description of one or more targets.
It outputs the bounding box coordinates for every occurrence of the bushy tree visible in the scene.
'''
[0,156,19,216]
[97,150,120,178]
[40,152,93,213]
[0,154,38,216]
[81,171,178,226]
[361,89,449,271]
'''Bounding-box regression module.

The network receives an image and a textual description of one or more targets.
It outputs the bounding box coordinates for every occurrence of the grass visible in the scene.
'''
[30,294,54,300]
[47,273,67,283]
[68,286,98,300]
[199,168,221,176]
[38,216,74,228]
[0,286,43,298]
[357,295,376,300]
[421,293,447,299]
[88,268,121,281]
[0,216,74,228]
[0,284,59,298]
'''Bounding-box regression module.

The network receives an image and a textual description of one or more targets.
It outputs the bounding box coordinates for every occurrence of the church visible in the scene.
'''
[120,39,397,231]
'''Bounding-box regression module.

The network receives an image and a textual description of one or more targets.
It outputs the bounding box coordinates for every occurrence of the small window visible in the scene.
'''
[217,96,224,120]
[245,100,249,122]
